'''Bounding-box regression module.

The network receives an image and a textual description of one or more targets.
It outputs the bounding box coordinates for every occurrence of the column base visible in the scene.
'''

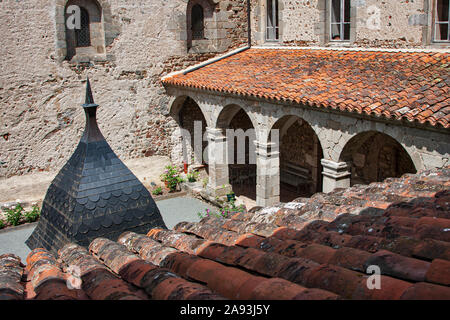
[206,183,232,198]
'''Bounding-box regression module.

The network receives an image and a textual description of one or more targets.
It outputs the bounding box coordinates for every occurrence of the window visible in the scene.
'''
[330,0,351,41]
[76,7,91,47]
[434,0,450,42]
[59,0,111,62]
[266,0,279,41]
[191,4,204,40]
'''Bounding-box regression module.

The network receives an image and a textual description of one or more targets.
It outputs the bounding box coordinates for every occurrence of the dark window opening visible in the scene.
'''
[192,4,204,40]
[330,0,351,41]
[434,0,450,41]
[266,0,279,40]
[76,7,91,47]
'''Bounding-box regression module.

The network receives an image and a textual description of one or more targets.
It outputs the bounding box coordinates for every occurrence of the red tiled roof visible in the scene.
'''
[0,166,449,300]
[162,48,450,128]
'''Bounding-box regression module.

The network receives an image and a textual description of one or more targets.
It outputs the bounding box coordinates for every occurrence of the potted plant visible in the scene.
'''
[160,165,184,192]
[152,186,163,196]
[186,169,199,183]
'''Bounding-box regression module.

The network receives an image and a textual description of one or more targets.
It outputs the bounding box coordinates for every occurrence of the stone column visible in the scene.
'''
[255,141,280,207]
[321,159,351,193]
[205,127,232,197]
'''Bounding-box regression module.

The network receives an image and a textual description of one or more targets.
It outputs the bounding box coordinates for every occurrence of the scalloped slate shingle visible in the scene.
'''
[26,80,167,253]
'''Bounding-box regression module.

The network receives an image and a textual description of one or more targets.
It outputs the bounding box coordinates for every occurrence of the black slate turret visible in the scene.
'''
[26,79,167,253]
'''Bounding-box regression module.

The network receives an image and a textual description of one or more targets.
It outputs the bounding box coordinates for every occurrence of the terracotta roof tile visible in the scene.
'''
[163,48,450,128]
[400,282,450,300]
[1,166,449,300]
[58,244,147,300]
[26,249,86,300]
[0,254,24,300]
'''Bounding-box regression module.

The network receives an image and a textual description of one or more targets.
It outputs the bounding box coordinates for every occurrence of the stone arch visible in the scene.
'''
[270,115,324,200]
[169,95,210,127]
[55,0,116,62]
[333,119,426,171]
[215,104,259,131]
[339,130,417,186]
[264,107,329,153]
[169,96,209,171]
[216,104,257,201]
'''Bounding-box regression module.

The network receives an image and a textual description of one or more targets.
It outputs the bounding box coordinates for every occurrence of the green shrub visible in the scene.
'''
[186,169,199,183]
[152,186,163,196]
[160,165,184,192]
[5,204,24,226]
[0,219,4,229]
[197,200,245,220]
[24,205,40,223]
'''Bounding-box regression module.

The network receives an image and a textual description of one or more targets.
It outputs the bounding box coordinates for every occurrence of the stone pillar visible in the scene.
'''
[255,141,280,207]
[321,159,351,193]
[205,127,232,197]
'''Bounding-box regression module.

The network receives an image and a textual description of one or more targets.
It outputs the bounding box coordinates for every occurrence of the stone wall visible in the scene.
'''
[0,0,248,178]
[251,0,437,48]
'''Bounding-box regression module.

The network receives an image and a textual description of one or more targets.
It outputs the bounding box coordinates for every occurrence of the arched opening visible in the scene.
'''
[174,97,209,176]
[191,4,205,40]
[64,0,102,61]
[340,131,417,185]
[270,115,323,202]
[217,106,256,203]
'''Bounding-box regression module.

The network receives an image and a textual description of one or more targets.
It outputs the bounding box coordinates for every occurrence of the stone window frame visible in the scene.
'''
[259,0,284,44]
[191,4,206,40]
[265,0,280,41]
[320,0,356,46]
[432,0,450,42]
[329,0,351,42]
[55,0,116,63]
[423,0,450,47]
[186,0,218,53]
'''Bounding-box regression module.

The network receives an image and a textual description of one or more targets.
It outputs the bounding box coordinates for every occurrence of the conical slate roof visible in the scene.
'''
[26,79,167,253]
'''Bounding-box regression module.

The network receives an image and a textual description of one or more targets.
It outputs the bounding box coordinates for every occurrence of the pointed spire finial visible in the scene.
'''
[83,77,98,108]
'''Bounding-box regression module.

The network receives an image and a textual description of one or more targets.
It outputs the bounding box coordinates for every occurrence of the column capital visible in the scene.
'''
[321,159,351,193]
[205,127,226,141]
[321,159,351,179]
[254,141,279,158]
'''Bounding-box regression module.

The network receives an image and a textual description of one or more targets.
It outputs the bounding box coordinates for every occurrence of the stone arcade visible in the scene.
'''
[163,47,450,207]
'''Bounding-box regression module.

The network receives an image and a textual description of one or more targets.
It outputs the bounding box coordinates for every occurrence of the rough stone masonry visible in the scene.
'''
[0,0,248,178]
